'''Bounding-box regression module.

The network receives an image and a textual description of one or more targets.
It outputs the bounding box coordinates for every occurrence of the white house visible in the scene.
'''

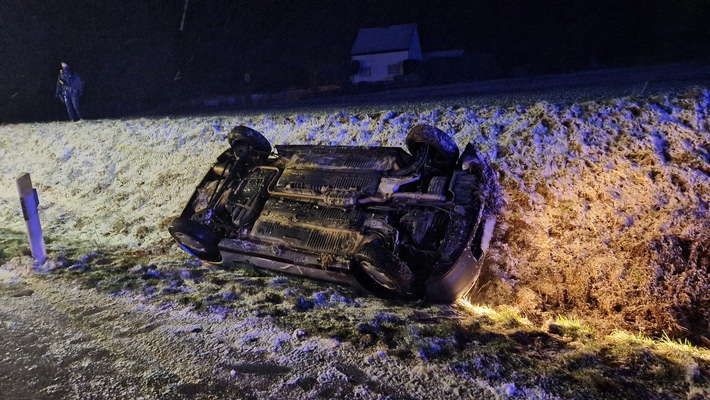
[350,23,423,84]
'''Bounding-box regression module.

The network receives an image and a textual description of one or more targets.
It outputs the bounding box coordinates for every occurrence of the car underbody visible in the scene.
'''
[169,125,498,302]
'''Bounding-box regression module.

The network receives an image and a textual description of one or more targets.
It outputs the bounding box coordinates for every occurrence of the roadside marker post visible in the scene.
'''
[16,173,47,263]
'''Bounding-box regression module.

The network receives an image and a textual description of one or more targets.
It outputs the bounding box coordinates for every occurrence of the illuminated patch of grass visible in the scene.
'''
[453,298,708,398]
[658,333,704,358]
[456,299,530,329]
[455,298,496,316]
[611,330,710,363]
[490,308,532,328]
[548,315,595,340]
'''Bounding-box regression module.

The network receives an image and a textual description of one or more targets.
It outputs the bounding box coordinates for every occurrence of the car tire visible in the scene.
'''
[228,126,271,154]
[405,125,459,170]
[354,241,414,296]
[168,218,222,263]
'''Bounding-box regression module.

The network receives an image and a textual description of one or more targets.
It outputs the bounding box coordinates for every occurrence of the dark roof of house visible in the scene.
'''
[350,23,418,56]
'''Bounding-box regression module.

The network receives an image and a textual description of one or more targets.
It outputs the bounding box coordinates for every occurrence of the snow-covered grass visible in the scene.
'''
[3,89,708,337]
[1,86,709,398]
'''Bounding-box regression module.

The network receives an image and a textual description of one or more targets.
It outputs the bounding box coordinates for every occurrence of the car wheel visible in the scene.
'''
[168,218,222,263]
[228,126,271,154]
[354,241,414,296]
[405,125,459,170]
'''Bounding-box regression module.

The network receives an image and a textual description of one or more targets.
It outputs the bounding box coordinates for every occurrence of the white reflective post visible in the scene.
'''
[16,173,47,263]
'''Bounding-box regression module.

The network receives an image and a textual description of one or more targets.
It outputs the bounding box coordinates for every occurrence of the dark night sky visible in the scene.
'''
[2,0,709,122]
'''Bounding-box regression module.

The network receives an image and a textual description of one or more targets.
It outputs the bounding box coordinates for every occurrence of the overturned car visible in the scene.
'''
[169,125,497,302]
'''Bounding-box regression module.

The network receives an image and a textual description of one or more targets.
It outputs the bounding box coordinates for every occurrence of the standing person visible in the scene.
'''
[55,62,83,121]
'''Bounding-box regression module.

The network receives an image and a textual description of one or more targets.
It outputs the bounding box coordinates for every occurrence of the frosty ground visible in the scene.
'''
[1,77,709,399]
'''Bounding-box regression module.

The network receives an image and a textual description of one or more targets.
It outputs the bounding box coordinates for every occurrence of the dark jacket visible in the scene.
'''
[55,66,83,98]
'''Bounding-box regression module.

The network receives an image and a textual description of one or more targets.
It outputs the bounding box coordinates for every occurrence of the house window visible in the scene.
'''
[387,63,401,75]
[360,66,371,77]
